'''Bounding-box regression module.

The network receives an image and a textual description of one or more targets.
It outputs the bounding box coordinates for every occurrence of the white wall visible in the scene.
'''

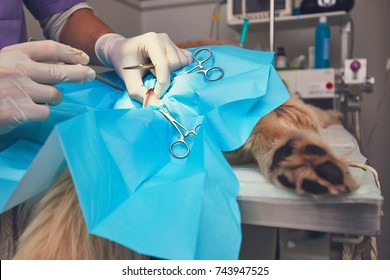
[24,0,390,259]
[140,2,237,42]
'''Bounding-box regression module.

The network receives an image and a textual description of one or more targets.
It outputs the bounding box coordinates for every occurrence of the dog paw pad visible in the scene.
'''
[303,144,326,155]
[314,161,343,185]
[277,175,296,190]
[268,136,356,196]
[271,140,294,171]
[301,179,329,195]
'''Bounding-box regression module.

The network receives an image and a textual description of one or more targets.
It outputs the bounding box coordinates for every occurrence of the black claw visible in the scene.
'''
[301,179,329,194]
[271,140,295,171]
[314,161,343,185]
[303,145,326,156]
[277,175,296,189]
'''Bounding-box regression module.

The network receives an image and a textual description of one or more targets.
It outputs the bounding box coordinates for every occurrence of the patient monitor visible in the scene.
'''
[227,0,292,25]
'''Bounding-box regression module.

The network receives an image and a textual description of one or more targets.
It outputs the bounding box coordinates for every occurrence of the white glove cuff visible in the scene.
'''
[95,33,125,68]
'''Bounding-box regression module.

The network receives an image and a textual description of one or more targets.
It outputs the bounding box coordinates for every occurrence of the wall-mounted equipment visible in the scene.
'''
[227,0,292,25]
[300,0,354,15]
[279,68,336,99]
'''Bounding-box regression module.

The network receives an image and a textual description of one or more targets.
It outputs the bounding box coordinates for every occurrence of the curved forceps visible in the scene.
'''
[174,48,224,81]
[159,107,200,159]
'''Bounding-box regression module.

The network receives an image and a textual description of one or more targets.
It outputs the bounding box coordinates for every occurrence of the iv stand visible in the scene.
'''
[269,0,275,51]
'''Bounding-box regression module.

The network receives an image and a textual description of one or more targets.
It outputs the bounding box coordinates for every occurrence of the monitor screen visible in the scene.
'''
[233,0,287,15]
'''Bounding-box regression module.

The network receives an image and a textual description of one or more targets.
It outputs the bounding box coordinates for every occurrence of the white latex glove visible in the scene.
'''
[0,40,95,135]
[95,32,193,102]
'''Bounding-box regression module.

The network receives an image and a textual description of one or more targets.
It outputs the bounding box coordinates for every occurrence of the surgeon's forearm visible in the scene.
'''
[59,8,113,65]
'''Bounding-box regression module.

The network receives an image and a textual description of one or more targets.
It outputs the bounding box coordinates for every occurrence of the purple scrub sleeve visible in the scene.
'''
[0,0,85,49]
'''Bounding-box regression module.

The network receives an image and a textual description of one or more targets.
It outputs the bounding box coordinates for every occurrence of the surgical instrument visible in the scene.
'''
[95,74,124,91]
[122,63,155,70]
[158,106,200,159]
[122,48,224,81]
[173,48,224,81]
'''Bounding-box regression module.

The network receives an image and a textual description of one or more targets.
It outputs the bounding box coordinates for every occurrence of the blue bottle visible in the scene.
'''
[315,16,330,68]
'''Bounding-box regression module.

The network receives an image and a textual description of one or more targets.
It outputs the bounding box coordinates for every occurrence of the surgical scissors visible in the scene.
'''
[159,106,200,159]
[173,48,224,81]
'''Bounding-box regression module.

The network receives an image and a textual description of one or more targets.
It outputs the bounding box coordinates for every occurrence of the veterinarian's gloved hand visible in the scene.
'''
[95,32,193,102]
[0,40,96,135]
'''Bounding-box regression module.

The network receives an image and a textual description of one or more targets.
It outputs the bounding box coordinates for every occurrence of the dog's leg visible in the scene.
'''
[228,99,357,196]
[14,168,146,260]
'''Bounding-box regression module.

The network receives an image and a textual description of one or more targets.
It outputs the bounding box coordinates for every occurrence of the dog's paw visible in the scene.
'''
[269,135,357,196]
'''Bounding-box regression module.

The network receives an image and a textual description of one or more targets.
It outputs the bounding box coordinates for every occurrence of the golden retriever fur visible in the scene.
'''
[9,41,357,259]
[13,169,146,260]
